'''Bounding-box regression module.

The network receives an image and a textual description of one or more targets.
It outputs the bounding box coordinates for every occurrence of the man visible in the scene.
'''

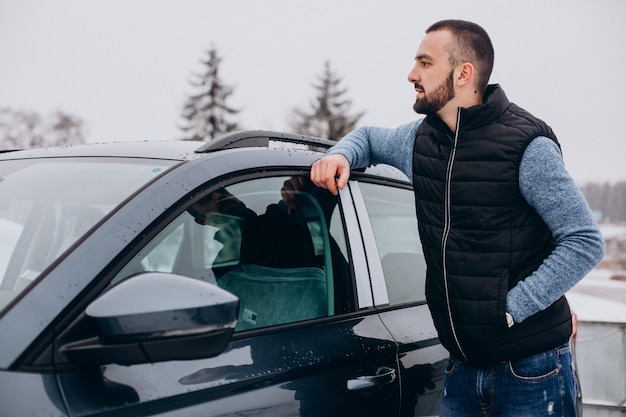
[188,179,322,272]
[310,19,604,417]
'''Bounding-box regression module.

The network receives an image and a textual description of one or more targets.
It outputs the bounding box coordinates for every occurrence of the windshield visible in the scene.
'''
[0,157,177,311]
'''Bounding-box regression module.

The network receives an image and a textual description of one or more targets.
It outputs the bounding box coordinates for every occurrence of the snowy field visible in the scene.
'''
[566,223,626,323]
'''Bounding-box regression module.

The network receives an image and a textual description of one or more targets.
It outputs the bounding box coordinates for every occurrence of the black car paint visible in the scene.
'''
[0,137,445,416]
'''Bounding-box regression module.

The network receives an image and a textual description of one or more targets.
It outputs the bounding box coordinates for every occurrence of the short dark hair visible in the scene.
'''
[426,19,494,95]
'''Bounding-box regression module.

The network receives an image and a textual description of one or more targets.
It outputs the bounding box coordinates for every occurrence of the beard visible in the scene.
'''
[413,70,455,115]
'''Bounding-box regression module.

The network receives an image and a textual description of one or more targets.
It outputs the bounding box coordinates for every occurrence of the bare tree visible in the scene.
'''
[580,181,626,223]
[180,45,241,141]
[0,107,86,149]
[290,61,364,141]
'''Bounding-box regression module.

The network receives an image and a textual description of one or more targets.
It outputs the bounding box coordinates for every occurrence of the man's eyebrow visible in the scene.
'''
[415,53,432,61]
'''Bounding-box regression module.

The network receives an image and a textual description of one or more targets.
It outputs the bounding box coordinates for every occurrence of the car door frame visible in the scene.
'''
[345,168,448,416]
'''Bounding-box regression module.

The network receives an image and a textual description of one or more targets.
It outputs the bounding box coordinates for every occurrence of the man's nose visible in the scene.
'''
[408,65,420,84]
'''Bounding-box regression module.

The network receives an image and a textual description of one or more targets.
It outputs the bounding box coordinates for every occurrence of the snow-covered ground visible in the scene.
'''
[597,222,626,240]
[566,223,626,323]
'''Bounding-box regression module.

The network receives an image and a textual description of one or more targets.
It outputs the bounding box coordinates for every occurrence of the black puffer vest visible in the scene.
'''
[413,85,572,365]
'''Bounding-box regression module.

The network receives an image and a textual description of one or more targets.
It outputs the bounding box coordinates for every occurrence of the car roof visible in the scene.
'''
[0,130,411,183]
[0,140,204,161]
[0,130,335,161]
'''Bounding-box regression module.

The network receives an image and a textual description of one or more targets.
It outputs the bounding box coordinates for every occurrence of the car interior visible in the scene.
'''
[111,175,353,332]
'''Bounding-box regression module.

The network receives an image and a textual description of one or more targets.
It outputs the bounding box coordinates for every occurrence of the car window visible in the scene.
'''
[113,175,351,331]
[0,158,176,312]
[359,182,426,305]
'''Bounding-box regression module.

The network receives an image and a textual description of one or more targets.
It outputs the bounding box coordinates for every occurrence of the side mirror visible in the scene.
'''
[60,272,239,366]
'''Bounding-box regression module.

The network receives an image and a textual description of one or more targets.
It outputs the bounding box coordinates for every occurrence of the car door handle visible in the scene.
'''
[347,366,397,391]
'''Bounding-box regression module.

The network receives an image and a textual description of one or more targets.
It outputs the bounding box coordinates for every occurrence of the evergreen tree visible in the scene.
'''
[180,45,240,141]
[290,61,364,141]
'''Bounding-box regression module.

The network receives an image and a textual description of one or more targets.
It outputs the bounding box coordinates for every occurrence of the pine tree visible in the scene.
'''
[290,61,364,141]
[180,45,240,141]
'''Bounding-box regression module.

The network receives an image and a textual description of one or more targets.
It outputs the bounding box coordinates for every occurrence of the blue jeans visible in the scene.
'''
[440,343,578,417]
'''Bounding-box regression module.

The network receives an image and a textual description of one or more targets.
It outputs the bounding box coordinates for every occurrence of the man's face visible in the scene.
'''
[408,30,456,116]
[189,188,247,225]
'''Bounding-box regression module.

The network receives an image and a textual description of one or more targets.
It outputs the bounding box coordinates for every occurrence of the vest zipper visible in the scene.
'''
[441,108,468,362]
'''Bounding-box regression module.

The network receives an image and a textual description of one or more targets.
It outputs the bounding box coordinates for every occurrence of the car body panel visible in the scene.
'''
[58,314,400,416]
[0,147,325,367]
[0,370,67,416]
[0,136,445,416]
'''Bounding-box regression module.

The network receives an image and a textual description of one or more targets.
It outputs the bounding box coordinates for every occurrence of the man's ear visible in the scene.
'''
[456,62,474,87]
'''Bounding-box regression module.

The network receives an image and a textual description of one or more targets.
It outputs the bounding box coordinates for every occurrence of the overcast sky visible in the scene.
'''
[1,0,625,184]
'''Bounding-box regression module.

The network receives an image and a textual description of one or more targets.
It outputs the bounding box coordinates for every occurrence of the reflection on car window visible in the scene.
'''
[0,158,175,312]
[113,175,350,331]
[359,183,426,305]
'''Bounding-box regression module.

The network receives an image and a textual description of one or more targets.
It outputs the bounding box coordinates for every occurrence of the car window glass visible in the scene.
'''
[0,158,175,312]
[359,182,426,305]
[113,175,350,331]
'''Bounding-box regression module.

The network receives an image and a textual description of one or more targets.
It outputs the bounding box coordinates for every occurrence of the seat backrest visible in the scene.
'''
[218,264,328,331]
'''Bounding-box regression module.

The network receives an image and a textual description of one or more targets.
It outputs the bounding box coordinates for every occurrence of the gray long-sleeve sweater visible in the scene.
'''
[327,120,605,324]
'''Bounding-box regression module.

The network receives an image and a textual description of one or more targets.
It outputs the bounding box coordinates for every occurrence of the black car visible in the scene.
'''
[0,131,447,416]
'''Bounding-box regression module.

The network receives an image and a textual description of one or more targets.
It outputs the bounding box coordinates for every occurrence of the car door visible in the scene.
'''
[53,160,404,416]
[347,173,448,417]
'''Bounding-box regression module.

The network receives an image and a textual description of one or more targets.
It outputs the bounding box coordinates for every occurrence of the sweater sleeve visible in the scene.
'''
[325,121,421,180]
[506,137,605,323]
